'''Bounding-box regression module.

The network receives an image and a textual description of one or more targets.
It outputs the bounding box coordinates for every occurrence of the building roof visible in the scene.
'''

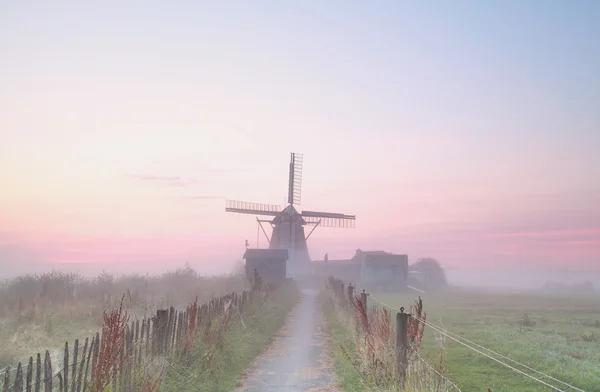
[312,259,358,265]
[351,249,390,263]
[363,253,408,264]
[313,250,408,265]
[243,248,288,260]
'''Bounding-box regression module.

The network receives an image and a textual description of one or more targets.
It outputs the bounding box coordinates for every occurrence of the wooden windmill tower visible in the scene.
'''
[225,153,356,278]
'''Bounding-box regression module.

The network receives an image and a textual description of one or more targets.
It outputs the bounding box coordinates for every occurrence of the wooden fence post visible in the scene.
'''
[83,338,94,392]
[76,337,88,392]
[91,332,100,382]
[156,310,168,355]
[15,363,23,392]
[167,307,175,352]
[396,307,410,386]
[361,289,368,309]
[3,366,10,392]
[70,338,78,392]
[340,282,344,301]
[26,356,33,392]
[63,341,69,392]
[347,284,354,304]
[44,351,52,392]
[35,353,41,392]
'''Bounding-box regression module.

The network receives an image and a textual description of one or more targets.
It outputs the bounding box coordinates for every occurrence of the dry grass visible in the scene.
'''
[323,277,455,392]
[0,266,249,368]
[0,267,302,392]
[90,296,128,392]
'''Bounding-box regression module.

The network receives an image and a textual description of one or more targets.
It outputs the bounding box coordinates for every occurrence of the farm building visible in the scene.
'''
[313,249,409,291]
[243,248,288,284]
[312,255,362,283]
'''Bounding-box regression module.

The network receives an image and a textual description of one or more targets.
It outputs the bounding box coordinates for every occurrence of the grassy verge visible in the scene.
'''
[158,282,300,392]
[320,280,463,392]
[319,290,365,392]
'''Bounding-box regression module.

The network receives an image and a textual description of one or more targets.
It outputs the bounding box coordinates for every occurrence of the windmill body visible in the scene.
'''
[226,153,355,279]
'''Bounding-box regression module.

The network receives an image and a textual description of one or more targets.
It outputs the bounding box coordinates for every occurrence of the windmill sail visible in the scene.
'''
[287,153,303,206]
[225,200,281,216]
[301,210,356,228]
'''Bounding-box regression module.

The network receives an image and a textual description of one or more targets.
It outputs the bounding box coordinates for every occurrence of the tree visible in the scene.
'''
[410,258,448,290]
[231,260,245,277]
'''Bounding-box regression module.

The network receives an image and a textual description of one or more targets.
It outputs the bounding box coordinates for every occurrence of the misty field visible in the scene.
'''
[373,289,600,392]
[0,266,249,369]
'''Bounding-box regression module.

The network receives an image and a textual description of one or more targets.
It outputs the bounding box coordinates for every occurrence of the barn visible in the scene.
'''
[243,248,288,284]
[312,249,409,291]
[360,251,408,291]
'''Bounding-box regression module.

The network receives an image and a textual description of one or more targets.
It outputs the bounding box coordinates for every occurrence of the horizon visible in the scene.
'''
[3,259,600,292]
[1,1,599,276]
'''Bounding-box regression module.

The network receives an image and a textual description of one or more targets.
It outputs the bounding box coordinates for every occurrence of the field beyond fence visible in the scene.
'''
[1,271,275,392]
[325,276,599,392]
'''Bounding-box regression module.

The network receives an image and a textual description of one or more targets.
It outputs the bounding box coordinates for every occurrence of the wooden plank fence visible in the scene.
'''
[1,290,251,392]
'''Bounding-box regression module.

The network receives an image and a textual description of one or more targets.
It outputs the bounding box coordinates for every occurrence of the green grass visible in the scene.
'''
[159,283,300,392]
[372,289,600,392]
[0,269,250,370]
[319,291,366,392]
[0,312,99,368]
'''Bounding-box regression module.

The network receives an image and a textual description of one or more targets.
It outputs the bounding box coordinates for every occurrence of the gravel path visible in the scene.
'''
[235,288,340,392]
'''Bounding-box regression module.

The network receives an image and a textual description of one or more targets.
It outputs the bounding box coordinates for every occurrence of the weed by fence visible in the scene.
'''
[327,276,461,392]
[1,288,253,392]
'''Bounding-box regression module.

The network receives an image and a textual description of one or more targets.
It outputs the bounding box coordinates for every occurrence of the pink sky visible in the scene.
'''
[1,1,599,276]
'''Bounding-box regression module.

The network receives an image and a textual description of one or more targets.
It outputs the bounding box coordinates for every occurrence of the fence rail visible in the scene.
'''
[2,290,251,392]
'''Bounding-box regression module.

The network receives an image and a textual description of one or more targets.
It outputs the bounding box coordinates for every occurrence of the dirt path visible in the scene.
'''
[236,288,340,392]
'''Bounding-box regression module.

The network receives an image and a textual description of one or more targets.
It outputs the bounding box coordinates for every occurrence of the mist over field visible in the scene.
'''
[2,258,599,293]
[1,1,599,391]
[446,268,600,291]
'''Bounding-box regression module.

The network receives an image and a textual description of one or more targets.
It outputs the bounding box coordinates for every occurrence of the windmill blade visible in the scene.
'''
[302,210,356,228]
[226,200,281,217]
[287,153,303,205]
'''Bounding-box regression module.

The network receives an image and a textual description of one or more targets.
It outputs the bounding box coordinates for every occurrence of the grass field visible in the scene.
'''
[0,267,249,369]
[372,289,600,392]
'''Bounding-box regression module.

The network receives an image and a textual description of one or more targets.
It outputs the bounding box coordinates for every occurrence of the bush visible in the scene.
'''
[409,258,448,290]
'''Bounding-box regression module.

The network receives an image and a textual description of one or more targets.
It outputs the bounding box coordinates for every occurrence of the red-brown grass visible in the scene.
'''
[138,371,162,392]
[91,295,129,392]
[182,297,200,357]
[407,296,426,360]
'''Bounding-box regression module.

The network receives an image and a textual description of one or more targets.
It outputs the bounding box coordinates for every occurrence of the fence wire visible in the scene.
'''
[363,291,585,392]
[328,277,462,392]
[405,350,462,392]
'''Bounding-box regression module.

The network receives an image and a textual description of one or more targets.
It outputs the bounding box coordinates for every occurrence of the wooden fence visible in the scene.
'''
[1,290,252,392]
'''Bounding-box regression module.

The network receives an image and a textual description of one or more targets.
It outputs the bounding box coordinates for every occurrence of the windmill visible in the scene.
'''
[225,153,356,278]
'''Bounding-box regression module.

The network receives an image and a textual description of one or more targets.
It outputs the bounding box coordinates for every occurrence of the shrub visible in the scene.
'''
[410,258,448,290]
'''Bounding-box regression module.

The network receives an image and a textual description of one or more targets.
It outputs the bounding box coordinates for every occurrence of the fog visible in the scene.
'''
[446,267,600,292]
[2,257,598,294]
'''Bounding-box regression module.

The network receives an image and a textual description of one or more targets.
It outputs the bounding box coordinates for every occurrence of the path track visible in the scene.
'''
[236,288,340,392]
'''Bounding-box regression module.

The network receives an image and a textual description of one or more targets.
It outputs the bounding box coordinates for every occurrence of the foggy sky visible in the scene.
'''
[1,1,599,276]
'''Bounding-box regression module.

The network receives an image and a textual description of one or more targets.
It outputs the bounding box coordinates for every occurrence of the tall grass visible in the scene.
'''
[158,281,300,392]
[322,277,456,392]
[91,296,129,392]
[0,266,249,321]
[0,266,250,368]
